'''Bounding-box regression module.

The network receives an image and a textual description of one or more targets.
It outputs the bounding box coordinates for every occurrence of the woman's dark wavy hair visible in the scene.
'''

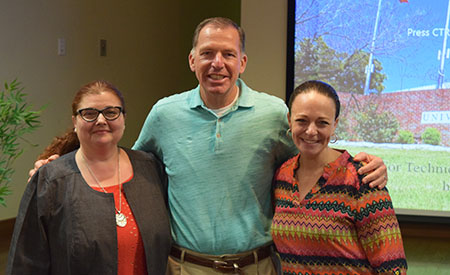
[288,80,340,120]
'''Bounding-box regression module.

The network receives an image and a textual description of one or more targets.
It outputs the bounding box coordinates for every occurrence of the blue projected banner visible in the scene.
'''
[293,0,450,218]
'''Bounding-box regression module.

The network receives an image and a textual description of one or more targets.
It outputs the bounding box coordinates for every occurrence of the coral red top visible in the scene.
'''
[92,175,148,275]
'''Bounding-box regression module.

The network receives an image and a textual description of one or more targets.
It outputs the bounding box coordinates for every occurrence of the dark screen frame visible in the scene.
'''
[285,0,296,105]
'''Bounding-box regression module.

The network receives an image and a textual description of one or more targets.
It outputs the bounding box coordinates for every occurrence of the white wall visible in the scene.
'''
[241,0,288,100]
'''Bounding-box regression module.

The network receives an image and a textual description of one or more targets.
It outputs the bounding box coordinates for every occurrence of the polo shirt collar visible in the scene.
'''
[188,78,254,109]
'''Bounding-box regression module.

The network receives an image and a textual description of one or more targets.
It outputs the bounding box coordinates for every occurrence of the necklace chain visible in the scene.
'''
[80,148,124,217]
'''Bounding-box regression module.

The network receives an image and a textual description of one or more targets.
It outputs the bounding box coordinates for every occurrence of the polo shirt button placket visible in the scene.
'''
[215,118,222,150]
[216,119,222,138]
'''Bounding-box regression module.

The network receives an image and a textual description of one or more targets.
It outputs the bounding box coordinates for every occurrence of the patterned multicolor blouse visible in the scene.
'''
[271,150,407,274]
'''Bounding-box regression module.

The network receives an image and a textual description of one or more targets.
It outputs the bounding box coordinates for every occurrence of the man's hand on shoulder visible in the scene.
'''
[353,152,387,189]
[27,154,60,182]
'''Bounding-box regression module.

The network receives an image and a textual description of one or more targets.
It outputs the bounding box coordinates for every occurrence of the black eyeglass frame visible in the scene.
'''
[77,106,124,122]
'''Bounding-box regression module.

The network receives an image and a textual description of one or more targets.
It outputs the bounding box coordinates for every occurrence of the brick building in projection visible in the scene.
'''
[337,89,449,146]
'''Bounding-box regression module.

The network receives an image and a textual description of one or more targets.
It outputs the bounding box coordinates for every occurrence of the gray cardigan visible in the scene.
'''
[6,148,171,275]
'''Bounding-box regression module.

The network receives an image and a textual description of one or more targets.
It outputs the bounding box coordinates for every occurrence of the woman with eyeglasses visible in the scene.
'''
[6,80,171,275]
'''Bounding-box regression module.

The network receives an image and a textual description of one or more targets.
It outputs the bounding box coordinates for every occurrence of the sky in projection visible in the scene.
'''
[295,0,450,92]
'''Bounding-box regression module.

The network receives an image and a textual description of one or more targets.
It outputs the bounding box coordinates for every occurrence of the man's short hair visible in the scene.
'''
[191,17,246,54]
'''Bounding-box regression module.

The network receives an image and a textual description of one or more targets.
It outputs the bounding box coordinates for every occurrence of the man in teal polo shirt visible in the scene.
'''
[133,17,388,274]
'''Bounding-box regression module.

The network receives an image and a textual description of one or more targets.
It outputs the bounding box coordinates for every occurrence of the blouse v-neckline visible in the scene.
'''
[290,150,348,205]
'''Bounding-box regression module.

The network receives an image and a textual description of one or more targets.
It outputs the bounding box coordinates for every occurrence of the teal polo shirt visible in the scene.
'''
[133,79,297,254]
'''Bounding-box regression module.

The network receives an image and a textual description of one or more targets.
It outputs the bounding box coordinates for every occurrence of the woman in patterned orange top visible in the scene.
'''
[271,80,407,274]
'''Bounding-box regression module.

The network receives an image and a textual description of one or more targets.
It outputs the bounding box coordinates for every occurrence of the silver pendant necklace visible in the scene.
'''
[81,148,127,227]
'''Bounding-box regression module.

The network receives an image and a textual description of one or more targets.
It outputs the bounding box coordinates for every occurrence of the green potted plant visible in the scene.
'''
[0,79,41,206]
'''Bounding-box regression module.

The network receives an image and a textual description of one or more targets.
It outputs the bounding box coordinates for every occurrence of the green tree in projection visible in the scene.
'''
[293,0,429,93]
[294,37,386,94]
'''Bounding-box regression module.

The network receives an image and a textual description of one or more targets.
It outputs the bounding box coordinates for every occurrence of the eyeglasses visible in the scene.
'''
[77,106,123,122]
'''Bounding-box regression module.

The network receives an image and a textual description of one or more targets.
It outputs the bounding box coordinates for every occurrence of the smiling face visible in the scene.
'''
[72,91,125,150]
[188,24,247,108]
[288,91,338,158]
